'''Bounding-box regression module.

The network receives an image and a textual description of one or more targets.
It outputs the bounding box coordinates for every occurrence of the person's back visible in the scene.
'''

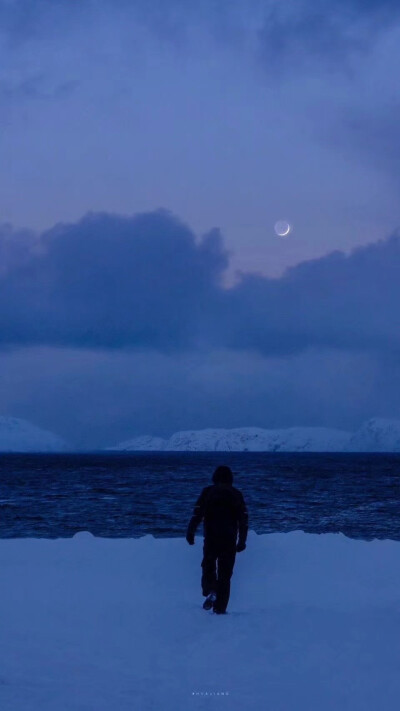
[186,465,248,614]
[198,481,247,540]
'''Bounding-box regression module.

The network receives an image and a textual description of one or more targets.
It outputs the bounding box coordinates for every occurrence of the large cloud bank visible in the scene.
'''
[0,209,398,357]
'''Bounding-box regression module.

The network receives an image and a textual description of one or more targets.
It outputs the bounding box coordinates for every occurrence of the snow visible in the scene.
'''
[0,416,67,452]
[345,418,400,452]
[112,426,351,452]
[107,434,168,451]
[3,415,400,453]
[110,418,400,452]
[1,530,400,710]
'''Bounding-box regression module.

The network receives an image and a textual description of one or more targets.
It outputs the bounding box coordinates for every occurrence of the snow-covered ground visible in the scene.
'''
[1,530,400,710]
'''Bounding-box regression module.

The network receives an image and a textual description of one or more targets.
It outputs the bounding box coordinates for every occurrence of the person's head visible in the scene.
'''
[212,465,233,485]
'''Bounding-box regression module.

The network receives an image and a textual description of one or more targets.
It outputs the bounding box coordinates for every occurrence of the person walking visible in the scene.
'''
[186,465,248,614]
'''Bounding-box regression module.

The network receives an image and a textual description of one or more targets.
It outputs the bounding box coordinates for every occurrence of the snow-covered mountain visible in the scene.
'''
[344,418,400,452]
[110,418,400,452]
[108,434,168,452]
[166,427,351,452]
[0,417,68,452]
[110,426,351,452]
[4,416,400,454]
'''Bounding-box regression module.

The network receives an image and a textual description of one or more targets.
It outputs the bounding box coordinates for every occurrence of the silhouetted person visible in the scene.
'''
[186,465,248,614]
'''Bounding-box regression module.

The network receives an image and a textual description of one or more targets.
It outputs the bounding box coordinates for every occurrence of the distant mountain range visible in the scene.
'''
[110,419,400,453]
[0,417,68,452]
[2,416,400,452]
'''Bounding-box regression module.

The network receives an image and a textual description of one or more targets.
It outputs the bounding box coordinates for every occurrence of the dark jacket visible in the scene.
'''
[186,482,248,545]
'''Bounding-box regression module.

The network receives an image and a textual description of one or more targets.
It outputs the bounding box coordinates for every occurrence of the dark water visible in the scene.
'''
[0,452,400,541]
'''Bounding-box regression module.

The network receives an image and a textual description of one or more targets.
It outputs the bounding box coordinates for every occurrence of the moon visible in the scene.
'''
[274,220,291,237]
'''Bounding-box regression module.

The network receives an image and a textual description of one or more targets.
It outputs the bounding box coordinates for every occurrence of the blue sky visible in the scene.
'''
[1,0,400,446]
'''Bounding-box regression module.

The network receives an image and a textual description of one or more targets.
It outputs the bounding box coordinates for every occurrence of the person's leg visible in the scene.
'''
[201,537,218,596]
[214,539,236,613]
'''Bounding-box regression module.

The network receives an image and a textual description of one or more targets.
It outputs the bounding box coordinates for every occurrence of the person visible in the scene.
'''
[186,465,248,614]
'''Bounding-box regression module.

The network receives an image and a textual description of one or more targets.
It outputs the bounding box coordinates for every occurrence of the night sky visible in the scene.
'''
[1,0,400,447]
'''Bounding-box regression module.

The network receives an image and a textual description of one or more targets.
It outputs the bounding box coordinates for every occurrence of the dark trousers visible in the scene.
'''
[201,536,236,613]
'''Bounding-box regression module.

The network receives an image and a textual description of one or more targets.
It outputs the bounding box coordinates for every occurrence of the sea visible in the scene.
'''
[1,452,400,541]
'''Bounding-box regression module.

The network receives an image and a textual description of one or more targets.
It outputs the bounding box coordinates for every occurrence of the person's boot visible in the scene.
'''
[202,591,217,610]
[212,600,227,614]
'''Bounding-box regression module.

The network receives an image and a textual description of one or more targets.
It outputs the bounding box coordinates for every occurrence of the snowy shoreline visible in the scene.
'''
[1,530,400,710]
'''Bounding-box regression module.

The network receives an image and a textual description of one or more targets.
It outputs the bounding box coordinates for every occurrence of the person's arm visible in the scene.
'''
[236,492,248,551]
[186,488,208,544]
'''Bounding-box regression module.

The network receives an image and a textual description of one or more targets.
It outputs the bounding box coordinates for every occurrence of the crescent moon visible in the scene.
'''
[274,221,291,237]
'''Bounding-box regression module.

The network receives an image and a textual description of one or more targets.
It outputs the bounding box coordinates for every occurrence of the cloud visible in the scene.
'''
[335,100,400,184]
[218,234,400,356]
[1,209,400,357]
[0,345,392,447]
[257,0,400,75]
[0,223,38,275]
[0,210,228,349]
[0,73,79,102]
[1,0,397,66]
